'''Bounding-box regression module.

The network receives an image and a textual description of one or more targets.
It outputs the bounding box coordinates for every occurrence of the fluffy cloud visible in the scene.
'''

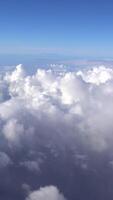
[26,186,66,200]
[1,64,113,200]
[1,64,113,152]
[77,66,113,85]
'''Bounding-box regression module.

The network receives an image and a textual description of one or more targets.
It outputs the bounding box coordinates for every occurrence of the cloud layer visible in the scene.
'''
[0,64,113,200]
[1,64,113,151]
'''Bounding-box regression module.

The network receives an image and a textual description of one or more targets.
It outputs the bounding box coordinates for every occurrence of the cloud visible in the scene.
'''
[1,64,113,199]
[3,119,24,143]
[1,64,113,152]
[0,64,113,152]
[77,66,113,85]
[26,186,66,200]
[1,64,113,153]
[20,160,41,173]
[0,152,12,168]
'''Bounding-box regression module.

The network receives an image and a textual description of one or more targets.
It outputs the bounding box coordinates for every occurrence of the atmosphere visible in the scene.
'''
[0,1,113,200]
[0,0,113,58]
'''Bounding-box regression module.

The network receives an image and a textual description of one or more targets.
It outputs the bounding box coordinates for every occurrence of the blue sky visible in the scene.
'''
[0,0,113,58]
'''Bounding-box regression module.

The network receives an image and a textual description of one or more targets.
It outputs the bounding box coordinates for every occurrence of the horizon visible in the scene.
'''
[0,1,113,200]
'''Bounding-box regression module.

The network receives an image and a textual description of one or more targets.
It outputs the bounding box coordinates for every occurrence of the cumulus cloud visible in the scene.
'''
[1,64,113,199]
[0,64,113,152]
[77,66,113,85]
[26,186,66,200]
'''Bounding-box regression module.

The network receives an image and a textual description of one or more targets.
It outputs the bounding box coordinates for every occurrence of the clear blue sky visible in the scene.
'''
[0,0,113,58]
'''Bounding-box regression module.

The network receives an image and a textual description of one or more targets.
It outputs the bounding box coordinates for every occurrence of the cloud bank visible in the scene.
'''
[0,64,113,199]
[1,64,113,151]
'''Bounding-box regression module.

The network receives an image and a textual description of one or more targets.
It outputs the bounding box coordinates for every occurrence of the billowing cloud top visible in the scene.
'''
[1,64,113,151]
[0,64,113,200]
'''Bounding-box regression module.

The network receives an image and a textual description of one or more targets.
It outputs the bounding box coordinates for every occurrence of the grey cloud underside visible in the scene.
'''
[0,65,113,200]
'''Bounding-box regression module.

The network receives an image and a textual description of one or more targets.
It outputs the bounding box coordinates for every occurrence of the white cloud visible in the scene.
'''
[77,66,113,85]
[3,119,24,142]
[1,64,113,199]
[0,64,113,154]
[26,186,66,200]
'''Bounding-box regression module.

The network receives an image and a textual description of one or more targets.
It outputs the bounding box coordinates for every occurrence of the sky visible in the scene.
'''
[0,0,113,59]
[1,2,113,199]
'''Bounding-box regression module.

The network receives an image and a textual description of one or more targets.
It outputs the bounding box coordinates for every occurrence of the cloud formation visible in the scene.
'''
[1,64,113,151]
[1,64,113,199]
[26,186,66,200]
